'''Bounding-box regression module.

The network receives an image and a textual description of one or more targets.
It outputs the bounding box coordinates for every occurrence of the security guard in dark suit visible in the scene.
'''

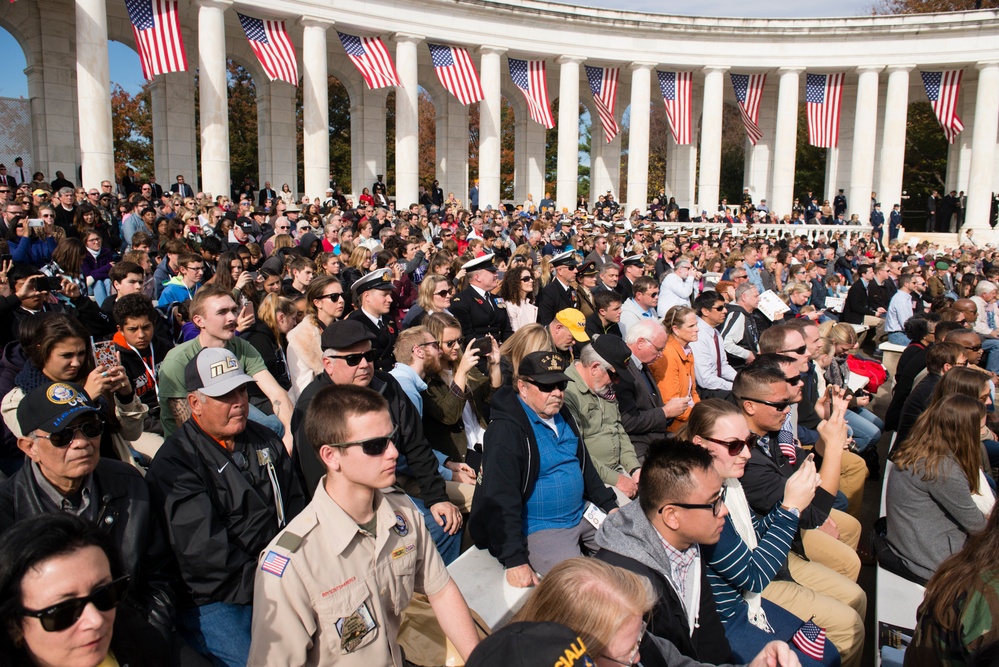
[345,268,398,373]
[450,254,513,343]
[536,250,579,326]
[617,255,644,300]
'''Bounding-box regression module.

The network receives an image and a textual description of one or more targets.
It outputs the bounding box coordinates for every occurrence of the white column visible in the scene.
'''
[627,62,655,214]
[665,77,699,213]
[393,34,422,208]
[478,46,506,210]
[197,0,232,199]
[744,82,776,205]
[267,82,298,194]
[350,87,388,198]
[556,56,584,211]
[847,66,883,220]
[590,100,622,201]
[436,94,469,204]
[771,67,803,216]
[514,113,546,206]
[877,65,913,210]
[151,70,197,187]
[301,18,332,201]
[76,0,114,186]
[966,61,999,233]
[697,66,728,214]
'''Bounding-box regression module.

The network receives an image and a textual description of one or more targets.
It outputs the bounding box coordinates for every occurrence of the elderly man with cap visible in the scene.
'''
[469,351,618,588]
[0,382,176,648]
[562,335,642,503]
[450,253,514,343]
[345,267,398,373]
[550,307,590,359]
[291,320,463,563]
[537,251,580,326]
[145,348,305,667]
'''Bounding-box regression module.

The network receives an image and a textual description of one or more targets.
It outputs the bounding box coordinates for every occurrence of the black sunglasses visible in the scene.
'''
[700,434,758,457]
[320,292,344,303]
[33,417,104,448]
[659,486,727,517]
[22,576,129,632]
[784,374,803,386]
[327,349,377,366]
[521,276,534,282]
[433,289,453,298]
[524,378,569,393]
[738,396,793,411]
[779,345,808,356]
[326,425,398,456]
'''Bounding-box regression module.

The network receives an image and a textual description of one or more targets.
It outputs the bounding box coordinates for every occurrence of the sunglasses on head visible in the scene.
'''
[700,434,758,457]
[33,417,104,448]
[21,576,129,632]
[326,349,377,366]
[326,425,398,456]
[524,378,568,393]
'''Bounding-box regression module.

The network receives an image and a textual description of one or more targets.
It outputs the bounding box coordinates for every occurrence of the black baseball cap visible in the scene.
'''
[465,622,596,667]
[321,320,375,352]
[518,351,570,383]
[17,382,101,435]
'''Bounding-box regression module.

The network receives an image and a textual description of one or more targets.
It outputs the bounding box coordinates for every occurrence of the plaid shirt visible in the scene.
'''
[658,533,698,603]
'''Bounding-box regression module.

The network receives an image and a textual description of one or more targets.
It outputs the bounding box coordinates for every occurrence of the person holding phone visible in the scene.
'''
[6,207,56,267]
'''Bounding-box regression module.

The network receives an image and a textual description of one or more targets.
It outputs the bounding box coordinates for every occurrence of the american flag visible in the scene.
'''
[791,619,827,661]
[805,73,845,148]
[260,551,290,577]
[585,65,620,143]
[337,32,400,90]
[125,0,187,80]
[921,70,965,144]
[428,44,483,106]
[730,73,766,145]
[658,70,693,145]
[509,58,555,129]
[237,14,298,86]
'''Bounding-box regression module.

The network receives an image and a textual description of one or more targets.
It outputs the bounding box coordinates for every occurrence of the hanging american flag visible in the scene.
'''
[584,65,620,143]
[237,14,298,86]
[509,58,555,129]
[657,70,693,145]
[428,44,483,106]
[730,73,766,145]
[921,70,965,144]
[337,32,400,90]
[805,72,845,148]
[125,0,188,80]
[791,619,827,661]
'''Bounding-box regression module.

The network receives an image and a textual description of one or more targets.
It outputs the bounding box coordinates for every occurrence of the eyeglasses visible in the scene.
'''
[647,291,660,299]
[523,378,568,393]
[737,396,793,411]
[325,426,398,456]
[185,265,205,272]
[326,349,377,366]
[434,289,453,298]
[601,620,647,667]
[31,417,104,448]
[700,434,758,457]
[21,575,130,632]
[442,337,464,349]
[417,340,440,350]
[779,345,807,356]
[659,487,727,517]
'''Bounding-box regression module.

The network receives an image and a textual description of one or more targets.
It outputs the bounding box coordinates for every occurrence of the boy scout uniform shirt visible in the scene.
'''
[247,483,450,667]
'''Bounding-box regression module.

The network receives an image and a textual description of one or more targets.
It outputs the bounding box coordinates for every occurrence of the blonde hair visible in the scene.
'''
[257,293,298,342]
[500,323,554,381]
[417,274,449,312]
[512,558,655,658]
[820,321,858,348]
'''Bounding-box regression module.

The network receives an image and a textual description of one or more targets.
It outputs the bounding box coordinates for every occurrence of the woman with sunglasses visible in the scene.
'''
[401,273,453,329]
[286,276,345,401]
[682,400,851,667]
[7,208,57,267]
[498,265,538,332]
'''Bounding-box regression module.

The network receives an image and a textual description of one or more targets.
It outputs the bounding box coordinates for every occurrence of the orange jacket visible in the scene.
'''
[650,336,700,432]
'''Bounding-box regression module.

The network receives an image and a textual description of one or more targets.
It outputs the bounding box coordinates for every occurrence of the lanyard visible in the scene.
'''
[127,341,158,400]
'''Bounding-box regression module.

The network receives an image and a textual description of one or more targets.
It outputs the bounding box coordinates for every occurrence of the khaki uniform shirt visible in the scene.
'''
[248,483,450,666]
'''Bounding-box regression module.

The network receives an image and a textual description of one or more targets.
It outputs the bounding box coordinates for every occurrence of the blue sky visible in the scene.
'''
[0,0,876,98]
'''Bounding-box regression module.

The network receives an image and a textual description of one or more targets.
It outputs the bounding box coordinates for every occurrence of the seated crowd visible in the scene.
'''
[0,176,997,667]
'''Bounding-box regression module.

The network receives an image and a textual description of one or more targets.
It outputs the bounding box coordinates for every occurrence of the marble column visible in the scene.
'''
[435,93,469,204]
[627,62,655,214]
[771,67,803,216]
[301,18,333,200]
[698,66,728,214]
[350,88,389,198]
[394,33,422,207]
[76,0,114,186]
[514,114,547,206]
[266,82,298,194]
[478,47,506,210]
[848,66,882,220]
[877,65,913,210]
[589,100,622,201]
[556,56,584,211]
[966,61,999,232]
[744,81,776,205]
[197,0,232,198]
[150,71,197,188]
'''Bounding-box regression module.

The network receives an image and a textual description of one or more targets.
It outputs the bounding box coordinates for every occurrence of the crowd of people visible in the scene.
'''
[0,168,997,667]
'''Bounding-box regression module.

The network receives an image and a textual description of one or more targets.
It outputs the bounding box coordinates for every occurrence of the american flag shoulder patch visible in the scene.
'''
[261,550,290,577]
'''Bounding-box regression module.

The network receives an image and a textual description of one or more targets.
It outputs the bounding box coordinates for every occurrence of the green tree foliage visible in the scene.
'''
[578,113,591,201]
[295,76,352,193]
[110,82,153,178]
[465,98,516,200]
[226,61,258,191]
[718,103,746,204]
[872,0,996,13]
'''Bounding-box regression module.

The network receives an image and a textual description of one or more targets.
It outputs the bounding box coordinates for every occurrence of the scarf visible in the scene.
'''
[723,478,772,632]
[87,246,102,259]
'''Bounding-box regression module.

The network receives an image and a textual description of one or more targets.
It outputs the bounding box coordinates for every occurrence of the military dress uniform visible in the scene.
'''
[451,285,513,343]
[248,485,450,667]
[346,269,398,373]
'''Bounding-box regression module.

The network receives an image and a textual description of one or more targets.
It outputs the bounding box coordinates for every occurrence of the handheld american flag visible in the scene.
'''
[805,73,845,148]
[237,14,298,86]
[428,44,483,106]
[585,65,620,143]
[125,0,188,80]
[337,32,400,90]
[730,73,766,145]
[921,70,965,144]
[657,70,693,145]
[791,619,827,661]
[509,58,555,129]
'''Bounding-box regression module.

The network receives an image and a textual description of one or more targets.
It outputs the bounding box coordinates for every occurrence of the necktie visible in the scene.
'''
[18,167,24,183]
[713,331,723,378]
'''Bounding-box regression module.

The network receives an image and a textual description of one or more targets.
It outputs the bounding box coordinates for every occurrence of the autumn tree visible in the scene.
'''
[110,82,153,178]
[418,90,436,187]
[295,75,352,193]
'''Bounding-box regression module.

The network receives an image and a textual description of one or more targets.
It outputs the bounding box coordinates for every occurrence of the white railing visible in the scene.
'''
[654,222,902,246]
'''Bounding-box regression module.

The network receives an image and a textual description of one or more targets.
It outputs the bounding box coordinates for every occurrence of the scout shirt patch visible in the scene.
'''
[393,513,409,536]
[335,601,377,653]
[391,543,416,560]
[261,551,290,577]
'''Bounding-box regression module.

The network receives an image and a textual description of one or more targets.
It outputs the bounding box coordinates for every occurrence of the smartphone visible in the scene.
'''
[91,338,117,369]
[0,254,11,264]
[247,271,259,280]
[471,338,491,374]
[27,218,45,228]
[31,275,54,292]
